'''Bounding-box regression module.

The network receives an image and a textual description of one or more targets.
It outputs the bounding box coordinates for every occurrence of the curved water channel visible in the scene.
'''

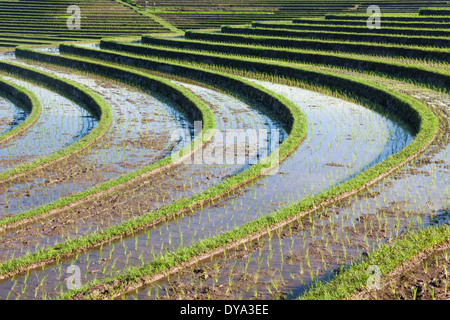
[0,95,26,136]
[0,75,96,174]
[0,74,415,299]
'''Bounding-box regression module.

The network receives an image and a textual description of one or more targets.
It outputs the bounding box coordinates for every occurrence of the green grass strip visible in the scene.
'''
[5,42,439,299]
[420,8,450,16]
[153,11,274,14]
[298,222,450,300]
[185,30,450,63]
[122,37,450,92]
[0,77,42,144]
[221,26,450,48]
[113,0,182,33]
[0,60,113,182]
[253,21,450,37]
[325,13,450,22]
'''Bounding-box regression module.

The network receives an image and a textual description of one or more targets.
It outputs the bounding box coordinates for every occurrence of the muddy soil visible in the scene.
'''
[0,96,20,135]
[364,242,450,300]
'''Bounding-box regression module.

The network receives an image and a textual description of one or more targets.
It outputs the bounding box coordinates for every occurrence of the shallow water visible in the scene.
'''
[0,96,25,136]
[0,75,96,173]
[0,79,415,300]
[0,55,184,217]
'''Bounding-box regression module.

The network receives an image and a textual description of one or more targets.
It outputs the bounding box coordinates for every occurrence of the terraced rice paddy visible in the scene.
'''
[0,76,96,173]
[0,96,24,135]
[0,0,171,48]
[0,0,449,303]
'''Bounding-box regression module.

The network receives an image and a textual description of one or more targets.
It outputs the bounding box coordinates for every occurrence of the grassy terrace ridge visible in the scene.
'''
[252,21,450,37]
[0,46,217,232]
[185,31,450,63]
[291,18,450,29]
[131,37,450,92]
[58,77,439,300]
[0,29,167,34]
[420,8,450,16]
[0,60,113,183]
[0,22,165,27]
[0,34,86,42]
[297,222,450,300]
[325,13,450,22]
[0,77,42,144]
[220,26,450,48]
[0,44,307,280]
[153,11,274,14]
[56,42,442,135]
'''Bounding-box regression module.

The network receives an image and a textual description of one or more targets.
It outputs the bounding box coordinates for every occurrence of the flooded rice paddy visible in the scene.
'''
[0,75,96,173]
[0,96,25,136]
[127,86,449,300]
[0,75,417,299]
[0,54,284,265]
